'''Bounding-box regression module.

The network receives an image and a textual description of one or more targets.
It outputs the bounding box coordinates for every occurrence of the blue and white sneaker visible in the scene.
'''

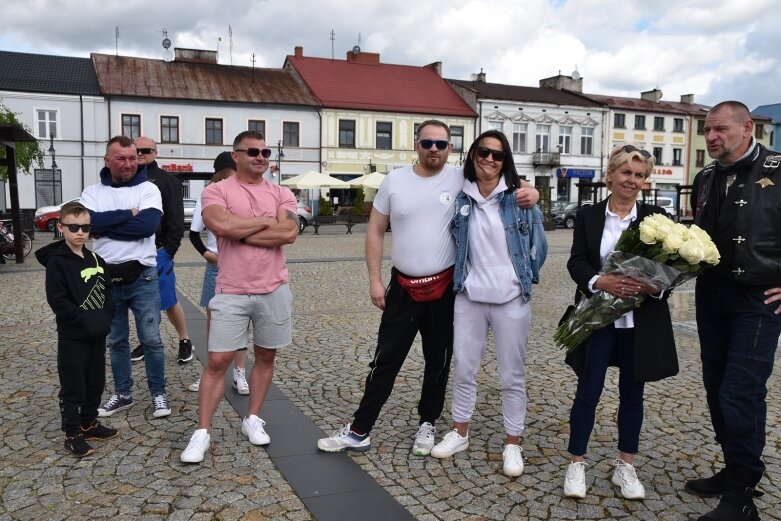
[317,423,371,452]
[97,394,133,417]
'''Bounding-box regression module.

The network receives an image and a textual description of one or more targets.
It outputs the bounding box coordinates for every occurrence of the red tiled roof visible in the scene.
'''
[92,53,320,106]
[285,54,476,117]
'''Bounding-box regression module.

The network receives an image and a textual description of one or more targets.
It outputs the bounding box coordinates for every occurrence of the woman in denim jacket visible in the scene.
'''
[430,130,547,477]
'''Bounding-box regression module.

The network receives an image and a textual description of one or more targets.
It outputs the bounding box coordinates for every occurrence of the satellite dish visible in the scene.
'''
[162,37,171,50]
[571,70,581,80]
[470,73,478,80]
[352,45,361,53]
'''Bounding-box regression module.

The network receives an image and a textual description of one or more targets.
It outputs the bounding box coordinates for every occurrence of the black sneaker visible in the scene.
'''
[80,420,119,440]
[64,434,94,457]
[130,345,144,362]
[177,339,194,363]
[97,394,134,417]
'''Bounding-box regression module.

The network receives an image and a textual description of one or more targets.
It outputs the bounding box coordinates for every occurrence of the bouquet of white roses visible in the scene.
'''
[554,213,720,353]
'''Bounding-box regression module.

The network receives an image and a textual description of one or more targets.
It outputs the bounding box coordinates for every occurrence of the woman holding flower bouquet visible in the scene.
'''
[562,145,678,500]
[430,130,547,478]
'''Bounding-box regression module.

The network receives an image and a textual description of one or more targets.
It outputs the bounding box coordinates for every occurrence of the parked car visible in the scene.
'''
[552,201,581,229]
[183,198,197,225]
[643,196,675,216]
[34,198,80,232]
[297,201,313,233]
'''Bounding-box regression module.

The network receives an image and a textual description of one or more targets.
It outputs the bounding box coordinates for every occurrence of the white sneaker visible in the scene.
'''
[187,378,200,392]
[233,368,249,395]
[316,423,371,452]
[181,429,210,463]
[503,444,524,476]
[412,422,436,456]
[242,415,270,446]
[431,430,469,458]
[611,459,645,499]
[563,461,587,498]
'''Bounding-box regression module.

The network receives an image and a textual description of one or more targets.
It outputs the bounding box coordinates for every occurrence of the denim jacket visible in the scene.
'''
[451,189,547,301]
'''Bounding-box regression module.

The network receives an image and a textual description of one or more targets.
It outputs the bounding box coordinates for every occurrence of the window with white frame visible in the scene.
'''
[558,126,572,154]
[535,124,551,153]
[488,121,503,131]
[512,123,527,153]
[450,125,464,152]
[283,121,300,147]
[248,120,265,137]
[580,127,594,155]
[673,148,682,166]
[160,116,179,143]
[122,114,141,139]
[205,118,223,145]
[36,109,58,139]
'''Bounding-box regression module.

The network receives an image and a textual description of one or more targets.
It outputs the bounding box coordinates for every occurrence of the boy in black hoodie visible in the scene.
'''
[35,201,117,457]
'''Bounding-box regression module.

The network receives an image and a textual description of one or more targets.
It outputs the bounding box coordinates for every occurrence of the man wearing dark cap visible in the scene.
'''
[132,136,194,364]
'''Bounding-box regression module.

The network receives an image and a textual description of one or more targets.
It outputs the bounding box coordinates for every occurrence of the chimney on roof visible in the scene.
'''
[641,88,663,102]
[476,68,486,83]
[680,93,694,104]
[539,71,582,92]
[174,47,217,64]
[346,47,380,64]
[426,61,442,76]
[294,46,303,58]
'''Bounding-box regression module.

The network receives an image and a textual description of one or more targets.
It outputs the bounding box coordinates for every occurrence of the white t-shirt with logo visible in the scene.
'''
[373,164,462,277]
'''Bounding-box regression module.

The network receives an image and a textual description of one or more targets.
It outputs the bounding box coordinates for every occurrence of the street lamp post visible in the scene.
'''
[47,133,57,207]
[276,139,285,184]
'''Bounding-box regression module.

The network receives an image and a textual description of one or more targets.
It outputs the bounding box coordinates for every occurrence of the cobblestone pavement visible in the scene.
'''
[1,226,779,520]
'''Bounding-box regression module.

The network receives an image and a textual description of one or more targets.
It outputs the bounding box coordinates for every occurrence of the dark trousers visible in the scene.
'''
[352,270,455,434]
[58,337,106,436]
[695,280,781,483]
[568,326,645,456]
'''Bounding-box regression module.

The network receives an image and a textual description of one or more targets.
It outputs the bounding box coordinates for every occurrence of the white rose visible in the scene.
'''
[679,236,706,264]
[663,232,685,253]
[703,242,721,265]
[655,220,674,242]
[639,220,658,244]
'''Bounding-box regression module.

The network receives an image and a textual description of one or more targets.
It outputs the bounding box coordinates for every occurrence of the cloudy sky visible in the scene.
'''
[1,0,778,110]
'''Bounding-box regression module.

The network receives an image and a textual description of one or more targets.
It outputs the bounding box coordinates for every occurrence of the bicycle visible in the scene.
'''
[0,220,33,261]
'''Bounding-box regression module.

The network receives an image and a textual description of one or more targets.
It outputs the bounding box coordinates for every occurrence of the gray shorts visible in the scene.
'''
[207,284,293,352]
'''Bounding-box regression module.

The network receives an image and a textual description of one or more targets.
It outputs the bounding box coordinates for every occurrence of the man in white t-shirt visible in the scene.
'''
[80,136,169,419]
[180,131,299,464]
[318,120,539,456]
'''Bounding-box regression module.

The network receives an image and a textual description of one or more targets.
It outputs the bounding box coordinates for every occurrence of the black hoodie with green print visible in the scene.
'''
[36,240,115,340]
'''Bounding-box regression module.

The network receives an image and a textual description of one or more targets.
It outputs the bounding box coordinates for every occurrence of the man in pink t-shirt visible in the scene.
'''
[181,131,298,464]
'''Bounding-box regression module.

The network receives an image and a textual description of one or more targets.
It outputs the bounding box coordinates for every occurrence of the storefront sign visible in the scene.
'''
[653,168,674,175]
[161,163,194,172]
[556,168,595,179]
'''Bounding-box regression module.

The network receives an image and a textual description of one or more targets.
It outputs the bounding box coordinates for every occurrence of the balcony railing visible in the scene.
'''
[532,152,561,167]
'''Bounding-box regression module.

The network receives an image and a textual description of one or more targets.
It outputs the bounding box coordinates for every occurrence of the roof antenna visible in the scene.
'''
[250,52,256,80]
[161,29,173,62]
[229,25,234,65]
[330,29,335,60]
[114,26,120,56]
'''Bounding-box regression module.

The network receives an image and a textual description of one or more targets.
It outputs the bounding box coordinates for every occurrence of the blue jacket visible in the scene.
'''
[451,189,547,301]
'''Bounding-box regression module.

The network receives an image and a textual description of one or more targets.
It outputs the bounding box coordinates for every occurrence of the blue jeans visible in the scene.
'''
[695,280,781,482]
[107,266,166,396]
[568,326,645,457]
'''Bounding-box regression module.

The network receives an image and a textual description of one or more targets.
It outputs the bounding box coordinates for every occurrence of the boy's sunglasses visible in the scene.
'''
[61,223,91,233]
[234,147,272,158]
[418,139,449,150]
[621,144,652,159]
[476,147,506,162]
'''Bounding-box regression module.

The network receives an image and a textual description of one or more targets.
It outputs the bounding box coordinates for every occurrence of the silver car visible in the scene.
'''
[297,201,313,233]
[183,198,197,225]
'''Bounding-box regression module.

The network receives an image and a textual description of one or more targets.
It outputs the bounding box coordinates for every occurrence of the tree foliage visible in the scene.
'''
[0,99,45,181]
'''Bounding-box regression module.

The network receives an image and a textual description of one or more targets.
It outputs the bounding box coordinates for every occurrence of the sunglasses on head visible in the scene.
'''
[234,147,272,158]
[418,139,449,151]
[476,146,506,162]
[61,223,91,233]
[136,148,156,155]
[621,145,652,159]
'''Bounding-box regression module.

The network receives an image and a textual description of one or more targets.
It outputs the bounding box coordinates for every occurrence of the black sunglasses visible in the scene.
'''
[234,147,272,158]
[418,139,449,151]
[476,146,506,162]
[136,148,156,155]
[621,145,652,159]
[61,223,91,233]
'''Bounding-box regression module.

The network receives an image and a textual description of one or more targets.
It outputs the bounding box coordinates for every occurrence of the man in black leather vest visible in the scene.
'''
[686,101,781,521]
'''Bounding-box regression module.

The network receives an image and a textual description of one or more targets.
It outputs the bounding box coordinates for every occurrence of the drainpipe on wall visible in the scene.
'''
[79,95,85,191]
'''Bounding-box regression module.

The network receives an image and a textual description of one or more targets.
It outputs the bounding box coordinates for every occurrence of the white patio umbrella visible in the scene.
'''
[348,171,387,190]
[281,171,350,189]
